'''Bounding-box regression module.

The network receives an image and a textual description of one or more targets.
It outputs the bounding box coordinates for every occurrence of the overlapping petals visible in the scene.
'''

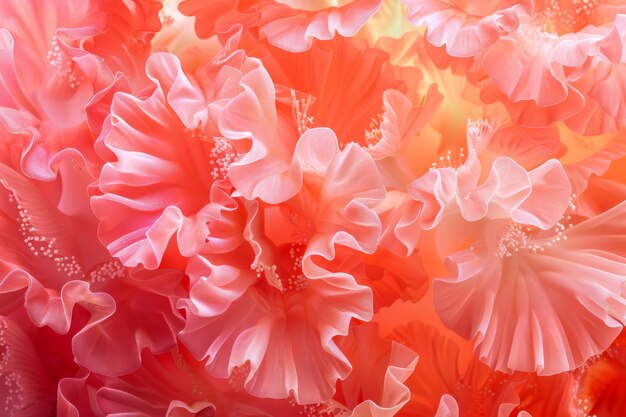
[0,0,163,179]
[179,128,385,404]
[92,51,258,269]
[433,197,626,375]
[1,1,626,416]
[402,0,533,57]
[180,0,383,52]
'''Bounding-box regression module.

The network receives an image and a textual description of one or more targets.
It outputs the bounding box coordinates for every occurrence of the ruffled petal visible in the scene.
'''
[180,273,372,405]
[259,0,384,52]
[402,0,532,57]
[339,323,418,417]
[92,52,250,269]
[434,201,626,374]
[72,267,186,377]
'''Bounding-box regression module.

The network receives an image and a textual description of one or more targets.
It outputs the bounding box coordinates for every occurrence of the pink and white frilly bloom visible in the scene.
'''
[389,321,578,417]
[469,2,626,135]
[179,128,386,405]
[392,121,626,375]
[378,119,571,255]
[0,308,83,417]
[220,31,440,203]
[178,0,383,52]
[0,0,163,181]
[0,157,187,378]
[0,160,113,339]
[477,16,626,135]
[91,46,268,270]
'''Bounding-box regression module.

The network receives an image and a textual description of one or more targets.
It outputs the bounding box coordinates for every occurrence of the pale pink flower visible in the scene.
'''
[431,191,626,375]
[489,10,626,134]
[384,119,572,255]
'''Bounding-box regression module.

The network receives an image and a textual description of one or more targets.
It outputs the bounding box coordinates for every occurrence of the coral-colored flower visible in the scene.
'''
[335,323,417,417]
[222,33,439,203]
[390,321,577,417]
[180,0,383,52]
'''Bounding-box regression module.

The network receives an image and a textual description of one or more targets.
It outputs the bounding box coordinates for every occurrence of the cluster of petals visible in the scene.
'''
[1,0,626,417]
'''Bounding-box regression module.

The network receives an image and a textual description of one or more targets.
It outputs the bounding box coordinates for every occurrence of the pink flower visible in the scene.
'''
[385,119,572,254]
[92,50,261,269]
[179,128,385,404]
[433,203,626,374]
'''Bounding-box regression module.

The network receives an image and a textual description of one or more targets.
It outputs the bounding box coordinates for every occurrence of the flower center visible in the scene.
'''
[493,223,538,258]
[185,126,238,181]
[291,89,315,136]
[47,35,81,89]
[256,242,308,293]
[489,214,574,258]
[86,260,126,284]
[364,107,385,148]
[538,0,601,35]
